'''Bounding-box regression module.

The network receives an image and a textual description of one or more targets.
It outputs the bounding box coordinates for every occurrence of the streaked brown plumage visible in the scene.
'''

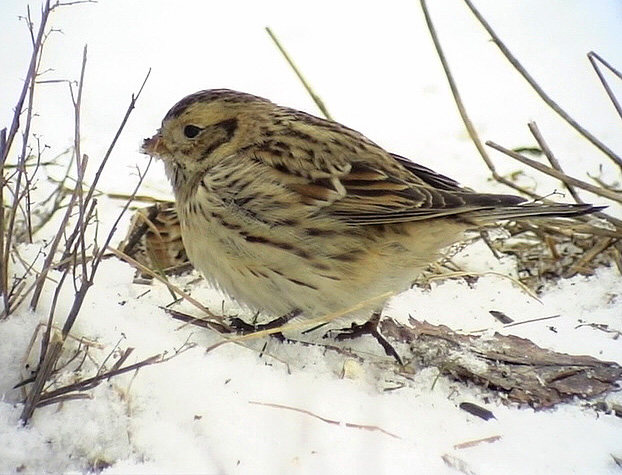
[142,89,599,326]
[120,201,189,279]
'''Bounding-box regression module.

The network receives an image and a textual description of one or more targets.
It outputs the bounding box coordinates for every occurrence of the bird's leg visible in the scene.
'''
[329,311,403,364]
[229,308,302,341]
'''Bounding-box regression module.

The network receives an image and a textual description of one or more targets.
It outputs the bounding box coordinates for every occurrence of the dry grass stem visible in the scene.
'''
[486,141,622,205]
[265,26,333,120]
[249,400,401,439]
[564,236,616,278]
[204,291,393,353]
[2,2,51,314]
[419,0,542,199]
[454,435,502,450]
[108,246,219,321]
[419,0,621,293]
[527,122,583,204]
[463,0,622,170]
[6,7,152,419]
[587,51,622,124]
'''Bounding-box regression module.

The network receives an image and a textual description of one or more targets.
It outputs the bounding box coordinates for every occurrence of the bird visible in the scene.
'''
[142,88,600,357]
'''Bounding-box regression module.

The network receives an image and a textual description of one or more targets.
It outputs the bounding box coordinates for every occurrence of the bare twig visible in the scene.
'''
[249,400,401,439]
[36,353,164,404]
[463,0,622,170]
[453,435,502,450]
[29,69,151,311]
[418,0,538,198]
[0,128,7,310]
[20,68,151,423]
[22,156,150,422]
[588,51,622,124]
[2,2,52,313]
[265,27,333,120]
[70,46,89,280]
[1,1,51,165]
[108,246,219,320]
[564,237,616,278]
[60,158,151,342]
[56,69,152,277]
[502,314,561,329]
[27,156,87,312]
[18,338,196,410]
[527,122,583,203]
[20,333,63,422]
[55,0,97,7]
[83,69,151,214]
[486,141,622,205]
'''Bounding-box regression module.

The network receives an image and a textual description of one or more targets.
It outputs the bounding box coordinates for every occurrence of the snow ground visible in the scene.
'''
[1,255,620,474]
[1,1,621,474]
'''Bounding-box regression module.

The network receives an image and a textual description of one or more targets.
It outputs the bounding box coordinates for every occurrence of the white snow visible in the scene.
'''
[1,1,621,474]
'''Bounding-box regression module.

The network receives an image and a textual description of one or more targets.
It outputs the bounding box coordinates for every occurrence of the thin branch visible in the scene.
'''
[71,46,89,279]
[21,70,151,423]
[527,122,583,203]
[486,141,622,205]
[40,258,70,366]
[107,246,219,321]
[54,0,97,7]
[21,340,196,409]
[29,69,151,311]
[265,27,333,120]
[418,0,536,198]
[249,401,401,439]
[29,156,87,311]
[2,1,59,315]
[1,0,51,165]
[83,69,151,211]
[61,157,152,340]
[21,337,63,422]
[0,128,6,311]
[463,0,622,170]
[36,353,163,404]
[587,51,622,124]
[3,11,46,306]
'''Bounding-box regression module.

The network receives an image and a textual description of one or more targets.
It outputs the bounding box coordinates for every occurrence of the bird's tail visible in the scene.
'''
[465,202,604,224]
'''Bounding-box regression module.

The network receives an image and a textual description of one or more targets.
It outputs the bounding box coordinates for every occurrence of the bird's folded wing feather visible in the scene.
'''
[244,134,525,226]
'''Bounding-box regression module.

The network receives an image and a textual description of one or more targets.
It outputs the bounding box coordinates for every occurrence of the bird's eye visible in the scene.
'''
[183,125,202,138]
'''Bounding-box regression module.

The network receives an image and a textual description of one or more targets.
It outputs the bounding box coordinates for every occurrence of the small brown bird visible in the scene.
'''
[142,89,598,354]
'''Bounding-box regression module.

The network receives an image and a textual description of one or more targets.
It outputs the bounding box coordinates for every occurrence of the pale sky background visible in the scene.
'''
[2,0,621,197]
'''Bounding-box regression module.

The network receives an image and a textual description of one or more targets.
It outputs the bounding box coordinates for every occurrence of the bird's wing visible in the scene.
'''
[326,161,526,224]
[242,110,526,225]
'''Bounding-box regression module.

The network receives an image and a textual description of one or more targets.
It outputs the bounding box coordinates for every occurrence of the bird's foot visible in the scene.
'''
[328,312,403,364]
[228,309,302,341]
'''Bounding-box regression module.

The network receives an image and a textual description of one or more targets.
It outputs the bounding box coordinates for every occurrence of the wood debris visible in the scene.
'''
[381,319,622,408]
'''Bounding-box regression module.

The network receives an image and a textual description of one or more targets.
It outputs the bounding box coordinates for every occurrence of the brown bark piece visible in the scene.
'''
[381,318,622,408]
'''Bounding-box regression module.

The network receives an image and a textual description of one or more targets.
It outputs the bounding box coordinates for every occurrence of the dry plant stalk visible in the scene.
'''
[20,67,151,422]
[462,0,622,170]
[588,51,622,123]
[1,2,51,314]
[1,1,156,424]
[249,400,401,439]
[419,0,621,290]
[265,27,333,120]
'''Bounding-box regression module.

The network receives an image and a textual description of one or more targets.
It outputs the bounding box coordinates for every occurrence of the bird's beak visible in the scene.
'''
[141,132,169,157]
